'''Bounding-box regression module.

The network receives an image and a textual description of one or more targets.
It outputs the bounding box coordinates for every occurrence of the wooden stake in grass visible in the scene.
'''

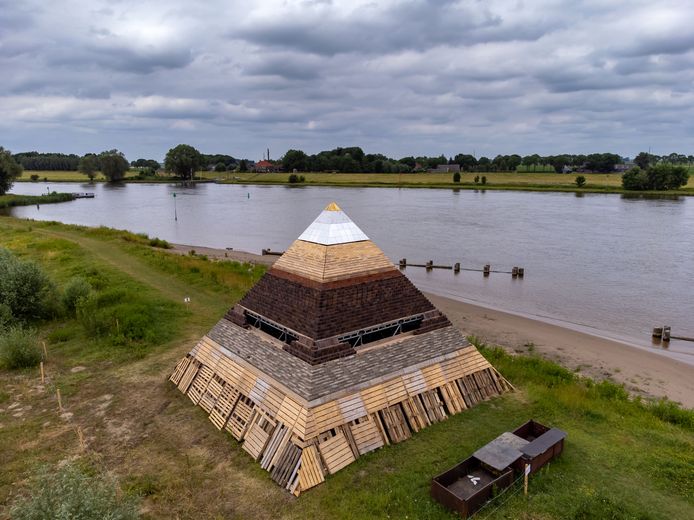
[524,463,530,496]
[40,361,45,384]
[42,341,48,360]
[57,388,63,412]
[77,427,86,451]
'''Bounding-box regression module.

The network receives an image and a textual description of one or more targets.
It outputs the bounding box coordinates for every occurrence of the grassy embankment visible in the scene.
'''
[15,170,140,182]
[19,169,694,194]
[0,216,692,519]
[204,170,694,194]
[0,192,74,209]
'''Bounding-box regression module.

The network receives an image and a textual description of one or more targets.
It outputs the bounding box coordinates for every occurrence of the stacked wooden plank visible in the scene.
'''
[172,337,511,495]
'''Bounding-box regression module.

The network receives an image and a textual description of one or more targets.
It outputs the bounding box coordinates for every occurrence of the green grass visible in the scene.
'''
[0,193,74,209]
[202,170,694,195]
[0,216,692,519]
[15,170,141,182]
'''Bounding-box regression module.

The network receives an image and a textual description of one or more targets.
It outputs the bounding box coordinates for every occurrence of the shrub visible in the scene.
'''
[453,172,461,183]
[0,326,41,369]
[288,174,300,183]
[575,175,586,188]
[0,303,13,331]
[0,248,55,322]
[10,463,139,520]
[474,175,480,183]
[62,277,91,314]
[481,175,487,185]
[148,237,171,249]
[30,174,39,182]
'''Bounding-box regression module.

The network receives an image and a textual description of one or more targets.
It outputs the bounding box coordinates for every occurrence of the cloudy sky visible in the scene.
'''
[2,0,694,161]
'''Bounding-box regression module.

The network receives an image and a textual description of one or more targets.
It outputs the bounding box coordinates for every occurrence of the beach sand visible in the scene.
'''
[170,243,694,408]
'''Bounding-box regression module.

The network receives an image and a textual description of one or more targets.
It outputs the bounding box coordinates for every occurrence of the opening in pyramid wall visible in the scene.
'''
[170,202,512,495]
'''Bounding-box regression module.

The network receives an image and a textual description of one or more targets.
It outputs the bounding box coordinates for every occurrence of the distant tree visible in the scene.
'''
[454,154,478,171]
[575,175,586,188]
[238,159,248,172]
[634,152,653,170]
[481,175,487,185]
[282,149,309,172]
[215,162,226,172]
[98,150,129,182]
[399,156,416,169]
[477,157,491,171]
[0,147,23,195]
[646,163,689,190]
[78,153,99,181]
[621,167,649,190]
[474,175,480,184]
[585,153,621,173]
[164,144,202,180]
[453,171,461,183]
[132,158,161,170]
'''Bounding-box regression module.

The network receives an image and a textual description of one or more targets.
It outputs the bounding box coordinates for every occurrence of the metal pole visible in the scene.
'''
[173,192,177,221]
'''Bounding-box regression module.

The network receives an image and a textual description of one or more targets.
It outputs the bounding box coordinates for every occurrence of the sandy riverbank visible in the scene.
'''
[170,242,694,408]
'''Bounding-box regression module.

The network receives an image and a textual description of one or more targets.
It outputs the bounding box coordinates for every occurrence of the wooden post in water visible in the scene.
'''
[483,264,490,277]
[662,326,671,342]
[399,258,407,269]
[512,267,519,278]
[453,262,460,273]
[425,260,433,271]
[652,327,663,338]
[518,267,524,278]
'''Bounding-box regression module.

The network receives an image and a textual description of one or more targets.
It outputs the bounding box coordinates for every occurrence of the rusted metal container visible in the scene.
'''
[430,456,513,518]
[511,420,566,474]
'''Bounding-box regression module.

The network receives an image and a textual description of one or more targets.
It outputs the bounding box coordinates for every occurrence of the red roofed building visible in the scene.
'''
[254,160,282,173]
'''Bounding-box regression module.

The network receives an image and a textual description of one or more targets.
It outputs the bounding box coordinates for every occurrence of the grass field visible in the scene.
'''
[1,216,692,519]
[16,170,139,182]
[202,170,694,194]
[16,170,694,194]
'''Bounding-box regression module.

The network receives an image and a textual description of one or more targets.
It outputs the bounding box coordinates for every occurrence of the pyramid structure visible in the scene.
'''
[170,203,512,495]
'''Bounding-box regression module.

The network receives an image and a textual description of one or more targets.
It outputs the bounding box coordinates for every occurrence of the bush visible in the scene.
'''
[148,237,171,249]
[0,326,41,369]
[622,164,689,191]
[453,172,461,183]
[0,303,13,331]
[0,248,56,322]
[10,463,139,520]
[474,175,480,183]
[575,175,586,188]
[62,277,91,314]
[30,174,39,182]
[481,175,487,185]
[288,174,300,183]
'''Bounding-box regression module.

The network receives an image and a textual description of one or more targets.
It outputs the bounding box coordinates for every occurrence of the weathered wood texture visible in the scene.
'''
[171,337,511,495]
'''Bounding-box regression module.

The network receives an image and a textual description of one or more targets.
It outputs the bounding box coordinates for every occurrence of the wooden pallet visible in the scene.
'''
[379,404,411,443]
[270,441,302,489]
[177,359,200,393]
[169,356,191,385]
[226,396,255,440]
[297,444,325,492]
[209,384,240,430]
[318,431,356,474]
[243,414,275,460]
[199,374,225,413]
[349,415,385,455]
[187,366,214,404]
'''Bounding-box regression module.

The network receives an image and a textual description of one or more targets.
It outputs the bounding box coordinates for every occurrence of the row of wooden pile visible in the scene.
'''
[170,351,511,495]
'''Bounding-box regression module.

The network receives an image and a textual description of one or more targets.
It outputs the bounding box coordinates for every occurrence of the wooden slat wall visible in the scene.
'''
[170,340,513,495]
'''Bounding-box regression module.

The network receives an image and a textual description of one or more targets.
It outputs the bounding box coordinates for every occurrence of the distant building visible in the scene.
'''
[613,162,635,172]
[254,160,282,173]
[428,164,460,174]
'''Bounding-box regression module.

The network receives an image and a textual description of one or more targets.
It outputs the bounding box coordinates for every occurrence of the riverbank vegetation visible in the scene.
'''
[1,216,691,519]
[0,193,75,209]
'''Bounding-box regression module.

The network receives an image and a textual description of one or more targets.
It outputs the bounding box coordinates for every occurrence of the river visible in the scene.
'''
[6,181,694,363]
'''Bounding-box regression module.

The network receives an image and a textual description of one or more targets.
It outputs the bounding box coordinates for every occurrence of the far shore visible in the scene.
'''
[13,170,694,196]
[169,241,694,408]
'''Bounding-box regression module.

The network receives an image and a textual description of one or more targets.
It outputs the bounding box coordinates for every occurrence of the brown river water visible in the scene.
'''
[7,182,694,365]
